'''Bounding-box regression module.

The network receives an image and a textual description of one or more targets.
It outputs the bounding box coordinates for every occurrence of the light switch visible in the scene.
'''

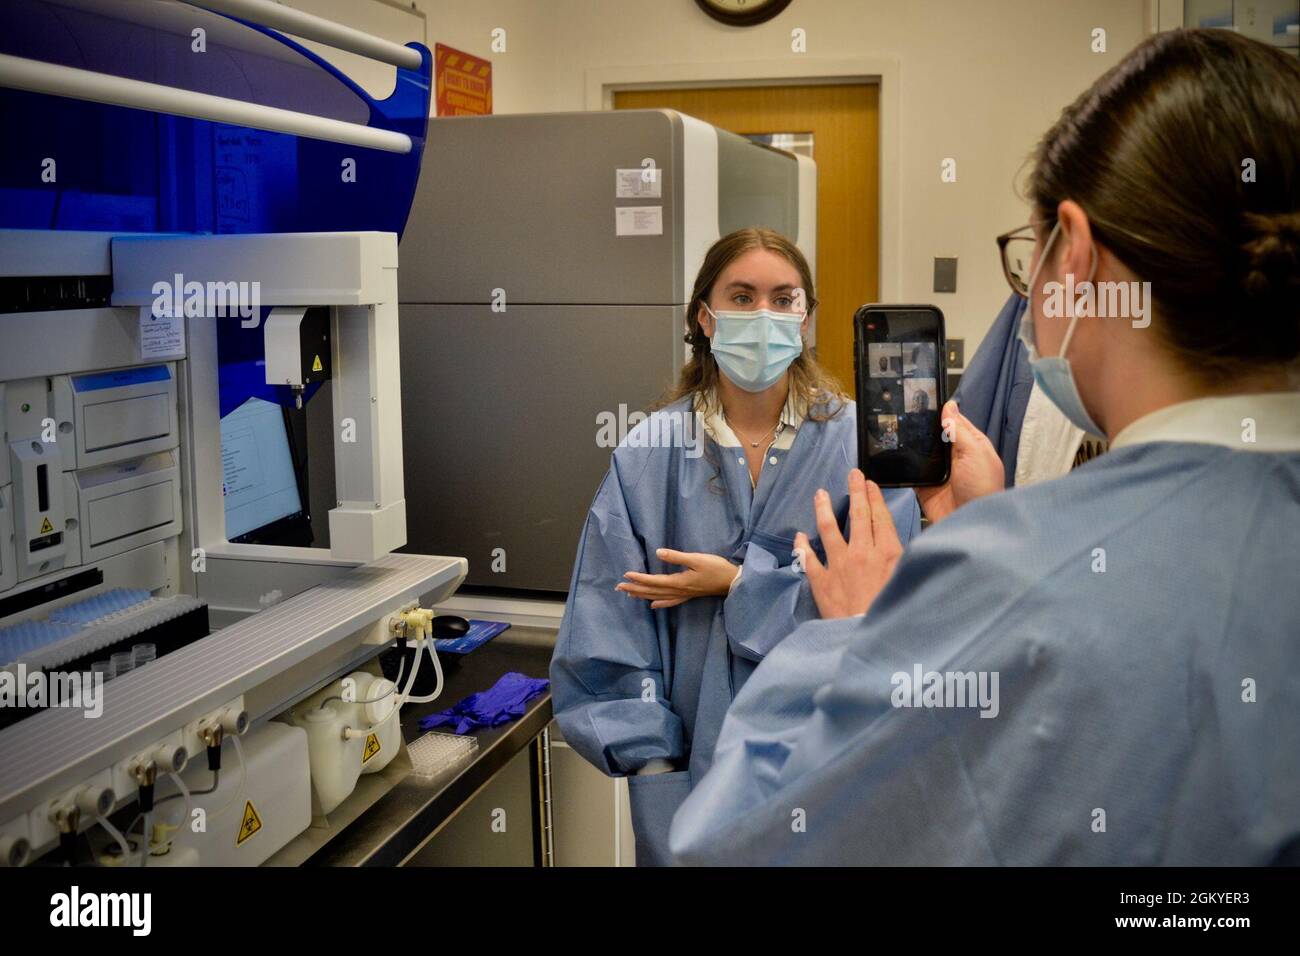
[933,257,957,293]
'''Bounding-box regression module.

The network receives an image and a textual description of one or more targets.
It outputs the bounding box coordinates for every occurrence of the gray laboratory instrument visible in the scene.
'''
[399,109,816,593]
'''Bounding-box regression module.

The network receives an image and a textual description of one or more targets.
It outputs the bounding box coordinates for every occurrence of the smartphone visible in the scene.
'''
[853,304,950,487]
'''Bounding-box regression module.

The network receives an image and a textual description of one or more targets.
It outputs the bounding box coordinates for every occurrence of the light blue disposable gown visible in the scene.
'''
[550,397,921,866]
[669,440,1300,865]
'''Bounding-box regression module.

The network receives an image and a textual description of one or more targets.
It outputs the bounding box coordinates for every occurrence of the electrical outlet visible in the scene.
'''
[947,339,965,369]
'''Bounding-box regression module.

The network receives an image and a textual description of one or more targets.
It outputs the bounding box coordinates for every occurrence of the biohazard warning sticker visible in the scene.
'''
[237,801,263,846]
[363,733,382,764]
[39,516,55,535]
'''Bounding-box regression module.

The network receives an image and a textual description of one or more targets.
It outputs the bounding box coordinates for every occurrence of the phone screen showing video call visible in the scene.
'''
[856,306,950,487]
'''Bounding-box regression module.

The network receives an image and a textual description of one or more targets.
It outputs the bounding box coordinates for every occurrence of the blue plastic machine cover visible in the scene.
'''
[0,0,431,239]
[0,0,433,415]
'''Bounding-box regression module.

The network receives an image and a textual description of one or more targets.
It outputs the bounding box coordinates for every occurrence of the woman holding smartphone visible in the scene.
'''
[671,28,1300,865]
[550,228,921,865]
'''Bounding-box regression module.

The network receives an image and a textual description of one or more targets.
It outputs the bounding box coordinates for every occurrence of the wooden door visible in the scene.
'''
[615,84,880,395]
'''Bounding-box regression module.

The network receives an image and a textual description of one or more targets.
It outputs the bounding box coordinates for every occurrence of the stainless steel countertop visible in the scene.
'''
[268,625,557,867]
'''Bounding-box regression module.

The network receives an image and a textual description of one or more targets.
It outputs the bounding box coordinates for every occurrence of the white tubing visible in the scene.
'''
[165,771,193,828]
[97,812,130,863]
[209,735,249,819]
[396,638,424,705]
[156,771,194,853]
[181,0,423,71]
[401,639,444,705]
[343,691,401,739]
[0,54,412,154]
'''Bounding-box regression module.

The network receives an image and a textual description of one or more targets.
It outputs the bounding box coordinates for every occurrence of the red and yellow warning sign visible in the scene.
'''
[435,43,492,116]
[363,733,382,764]
[236,800,263,846]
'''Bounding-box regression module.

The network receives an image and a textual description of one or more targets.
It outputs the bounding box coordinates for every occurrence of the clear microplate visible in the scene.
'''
[406,731,478,782]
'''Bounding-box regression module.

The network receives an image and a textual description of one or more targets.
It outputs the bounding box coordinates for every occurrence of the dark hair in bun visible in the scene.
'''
[1242,211,1300,301]
[1030,28,1300,380]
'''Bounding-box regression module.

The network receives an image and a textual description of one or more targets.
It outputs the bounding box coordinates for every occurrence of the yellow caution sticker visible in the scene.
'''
[363,733,382,764]
[236,800,263,847]
[311,354,323,372]
[39,516,55,535]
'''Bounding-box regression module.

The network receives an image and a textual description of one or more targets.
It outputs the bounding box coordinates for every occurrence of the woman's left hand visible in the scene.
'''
[618,551,740,609]
[796,468,903,619]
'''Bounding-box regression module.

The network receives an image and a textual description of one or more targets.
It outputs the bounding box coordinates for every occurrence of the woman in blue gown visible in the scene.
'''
[669,29,1300,865]
[549,228,921,865]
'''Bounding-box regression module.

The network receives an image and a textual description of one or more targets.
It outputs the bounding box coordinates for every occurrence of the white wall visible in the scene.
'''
[286,0,1155,350]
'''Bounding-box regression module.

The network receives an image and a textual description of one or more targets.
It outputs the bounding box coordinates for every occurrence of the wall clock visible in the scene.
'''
[695,0,793,28]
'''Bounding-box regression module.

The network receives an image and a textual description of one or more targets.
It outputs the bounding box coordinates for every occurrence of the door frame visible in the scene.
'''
[586,58,901,300]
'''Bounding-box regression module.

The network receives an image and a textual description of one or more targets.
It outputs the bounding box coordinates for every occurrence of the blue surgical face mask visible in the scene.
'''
[1017,221,1105,438]
[704,304,805,393]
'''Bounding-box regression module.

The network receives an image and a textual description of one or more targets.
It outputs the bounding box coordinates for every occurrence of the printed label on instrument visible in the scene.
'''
[615,205,663,237]
[363,733,382,764]
[139,307,186,360]
[616,168,661,199]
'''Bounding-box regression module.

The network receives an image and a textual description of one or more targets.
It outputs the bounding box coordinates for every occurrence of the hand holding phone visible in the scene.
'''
[914,400,1006,522]
[853,304,950,487]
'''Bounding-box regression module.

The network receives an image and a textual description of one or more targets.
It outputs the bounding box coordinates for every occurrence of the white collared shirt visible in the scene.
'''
[694,387,805,487]
[1110,392,1300,453]
[1015,382,1092,487]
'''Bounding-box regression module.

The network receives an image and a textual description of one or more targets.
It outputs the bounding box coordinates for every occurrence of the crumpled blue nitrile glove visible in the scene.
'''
[419,671,550,735]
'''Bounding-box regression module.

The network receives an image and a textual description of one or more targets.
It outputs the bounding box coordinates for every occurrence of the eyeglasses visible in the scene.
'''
[996,224,1038,299]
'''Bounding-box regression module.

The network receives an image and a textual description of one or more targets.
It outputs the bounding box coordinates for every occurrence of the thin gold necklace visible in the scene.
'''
[723,410,782,448]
